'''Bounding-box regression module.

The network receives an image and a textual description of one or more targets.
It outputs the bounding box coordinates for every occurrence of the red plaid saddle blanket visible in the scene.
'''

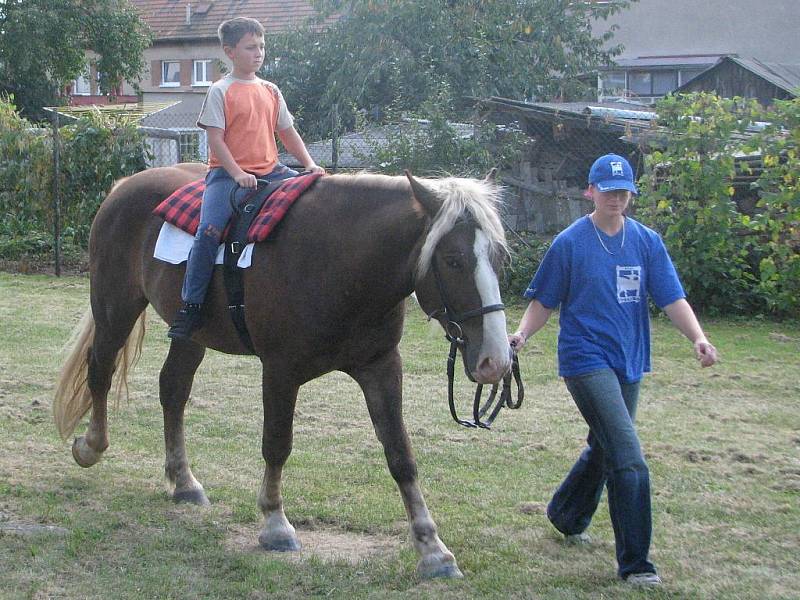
[152,172,323,242]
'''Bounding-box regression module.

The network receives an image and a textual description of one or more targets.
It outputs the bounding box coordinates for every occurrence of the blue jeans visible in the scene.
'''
[181,164,298,304]
[547,368,656,579]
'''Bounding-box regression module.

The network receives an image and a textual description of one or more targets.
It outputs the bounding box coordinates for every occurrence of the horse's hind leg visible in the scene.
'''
[348,349,462,579]
[257,364,301,551]
[159,339,209,505]
[72,299,147,467]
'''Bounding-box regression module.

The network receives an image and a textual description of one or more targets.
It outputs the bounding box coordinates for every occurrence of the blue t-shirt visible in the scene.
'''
[524,215,685,383]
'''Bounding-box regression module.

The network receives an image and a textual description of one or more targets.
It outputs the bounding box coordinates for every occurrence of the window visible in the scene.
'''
[652,71,678,95]
[179,131,202,161]
[161,61,181,87]
[629,72,652,96]
[600,71,626,98]
[73,74,91,95]
[193,59,212,86]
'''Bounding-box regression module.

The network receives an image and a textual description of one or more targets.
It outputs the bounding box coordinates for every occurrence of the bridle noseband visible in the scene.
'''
[427,258,524,429]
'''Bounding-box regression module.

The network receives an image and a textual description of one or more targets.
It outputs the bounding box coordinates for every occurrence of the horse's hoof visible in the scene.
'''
[258,531,301,552]
[417,557,464,579]
[72,437,102,468]
[173,488,210,506]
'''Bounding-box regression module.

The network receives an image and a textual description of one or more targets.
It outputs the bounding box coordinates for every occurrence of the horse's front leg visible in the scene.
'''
[159,339,209,505]
[348,349,462,579]
[257,364,301,551]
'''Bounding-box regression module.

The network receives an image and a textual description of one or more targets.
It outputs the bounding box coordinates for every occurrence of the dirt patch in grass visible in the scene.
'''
[224,523,403,565]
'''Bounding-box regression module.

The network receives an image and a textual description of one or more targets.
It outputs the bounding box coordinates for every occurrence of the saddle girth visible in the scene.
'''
[222,180,285,353]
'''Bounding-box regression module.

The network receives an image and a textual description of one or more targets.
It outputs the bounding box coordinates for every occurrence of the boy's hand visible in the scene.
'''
[234,172,258,188]
[304,163,325,175]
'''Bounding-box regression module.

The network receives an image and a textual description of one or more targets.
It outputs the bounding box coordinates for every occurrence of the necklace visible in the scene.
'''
[590,215,625,255]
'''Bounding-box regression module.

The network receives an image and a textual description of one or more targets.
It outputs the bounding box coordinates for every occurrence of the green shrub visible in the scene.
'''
[638,93,799,318]
[0,97,150,259]
[501,232,550,303]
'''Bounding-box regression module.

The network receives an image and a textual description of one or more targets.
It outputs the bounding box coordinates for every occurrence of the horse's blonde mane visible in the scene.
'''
[416,177,508,277]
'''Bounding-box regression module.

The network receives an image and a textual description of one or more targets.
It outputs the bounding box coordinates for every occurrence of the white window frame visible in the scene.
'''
[161,61,181,87]
[193,59,213,86]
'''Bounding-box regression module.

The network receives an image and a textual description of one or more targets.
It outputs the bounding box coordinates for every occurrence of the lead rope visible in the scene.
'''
[446,339,524,429]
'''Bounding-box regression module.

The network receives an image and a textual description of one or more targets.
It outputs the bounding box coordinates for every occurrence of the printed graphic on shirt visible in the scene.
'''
[616,265,641,303]
[611,161,624,176]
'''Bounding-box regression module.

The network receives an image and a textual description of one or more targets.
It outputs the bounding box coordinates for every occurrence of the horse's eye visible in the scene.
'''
[444,256,462,270]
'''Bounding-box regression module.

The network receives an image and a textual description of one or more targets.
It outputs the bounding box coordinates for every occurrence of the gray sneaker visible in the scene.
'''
[564,532,591,545]
[625,572,662,586]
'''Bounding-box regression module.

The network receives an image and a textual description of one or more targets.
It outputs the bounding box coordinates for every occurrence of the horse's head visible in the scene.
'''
[407,172,511,384]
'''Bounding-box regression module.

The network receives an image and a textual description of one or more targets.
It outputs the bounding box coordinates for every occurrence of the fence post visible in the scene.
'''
[331,103,339,173]
[51,111,62,277]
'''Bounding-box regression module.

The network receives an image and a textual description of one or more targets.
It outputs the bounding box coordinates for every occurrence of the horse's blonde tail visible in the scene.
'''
[53,307,147,440]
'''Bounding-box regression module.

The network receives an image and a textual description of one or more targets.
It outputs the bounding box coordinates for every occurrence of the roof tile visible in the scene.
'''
[128,0,320,41]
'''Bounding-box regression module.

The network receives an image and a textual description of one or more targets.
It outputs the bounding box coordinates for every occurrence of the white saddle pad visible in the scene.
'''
[153,222,255,268]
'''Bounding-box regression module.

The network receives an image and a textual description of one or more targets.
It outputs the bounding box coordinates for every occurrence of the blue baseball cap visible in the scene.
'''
[588,154,638,195]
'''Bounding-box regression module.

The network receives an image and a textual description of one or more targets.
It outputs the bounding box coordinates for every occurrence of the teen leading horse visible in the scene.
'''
[53,163,511,578]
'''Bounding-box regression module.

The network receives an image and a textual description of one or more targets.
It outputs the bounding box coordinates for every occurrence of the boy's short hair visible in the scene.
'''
[218,17,264,48]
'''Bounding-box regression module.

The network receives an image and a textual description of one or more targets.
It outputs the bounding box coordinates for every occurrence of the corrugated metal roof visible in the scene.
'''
[605,55,722,70]
[127,0,323,41]
[43,102,180,123]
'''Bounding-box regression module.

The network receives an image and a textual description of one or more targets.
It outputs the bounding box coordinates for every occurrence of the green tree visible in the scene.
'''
[269,0,633,138]
[0,0,152,120]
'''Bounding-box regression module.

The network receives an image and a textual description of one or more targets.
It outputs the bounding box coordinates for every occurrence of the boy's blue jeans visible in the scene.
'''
[181,164,298,304]
[547,368,656,579]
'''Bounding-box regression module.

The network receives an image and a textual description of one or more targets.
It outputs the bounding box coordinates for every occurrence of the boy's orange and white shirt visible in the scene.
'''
[197,74,294,175]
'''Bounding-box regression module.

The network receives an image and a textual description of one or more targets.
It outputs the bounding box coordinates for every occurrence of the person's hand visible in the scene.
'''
[305,163,325,175]
[694,339,718,367]
[234,171,258,188]
[508,331,527,352]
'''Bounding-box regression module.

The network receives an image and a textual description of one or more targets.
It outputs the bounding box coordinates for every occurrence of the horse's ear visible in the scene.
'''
[405,170,442,218]
[484,168,498,182]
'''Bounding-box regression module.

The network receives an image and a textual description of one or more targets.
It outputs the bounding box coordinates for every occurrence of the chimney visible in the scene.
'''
[186,3,191,25]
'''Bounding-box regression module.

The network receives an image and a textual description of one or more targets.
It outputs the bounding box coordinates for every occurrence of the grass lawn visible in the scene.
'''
[0,272,798,599]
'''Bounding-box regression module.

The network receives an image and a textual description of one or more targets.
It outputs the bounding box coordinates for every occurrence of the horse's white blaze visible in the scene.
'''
[473,229,511,379]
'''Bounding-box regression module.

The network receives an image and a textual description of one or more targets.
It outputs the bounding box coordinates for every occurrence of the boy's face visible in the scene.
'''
[224,32,265,75]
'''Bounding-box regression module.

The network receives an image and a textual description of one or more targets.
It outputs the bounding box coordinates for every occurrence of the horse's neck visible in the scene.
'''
[321,181,429,298]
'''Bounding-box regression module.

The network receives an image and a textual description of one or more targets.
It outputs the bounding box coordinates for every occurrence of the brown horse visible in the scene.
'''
[53,163,511,578]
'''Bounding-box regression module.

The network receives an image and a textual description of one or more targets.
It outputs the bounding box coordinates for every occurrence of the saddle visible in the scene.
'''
[153,172,324,351]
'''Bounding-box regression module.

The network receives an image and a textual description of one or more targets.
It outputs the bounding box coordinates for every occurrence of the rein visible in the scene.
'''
[429,260,524,429]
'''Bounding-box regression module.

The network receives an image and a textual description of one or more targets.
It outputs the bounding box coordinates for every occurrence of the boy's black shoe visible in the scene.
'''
[167,303,203,340]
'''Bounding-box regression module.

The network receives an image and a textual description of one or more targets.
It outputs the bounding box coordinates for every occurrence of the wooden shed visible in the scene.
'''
[675,56,800,105]
[478,98,660,233]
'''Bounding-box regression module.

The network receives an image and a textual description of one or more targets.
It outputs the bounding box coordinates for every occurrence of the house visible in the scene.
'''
[673,56,800,105]
[594,0,800,103]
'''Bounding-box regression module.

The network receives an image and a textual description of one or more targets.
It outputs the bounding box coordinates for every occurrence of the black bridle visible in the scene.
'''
[427,259,524,429]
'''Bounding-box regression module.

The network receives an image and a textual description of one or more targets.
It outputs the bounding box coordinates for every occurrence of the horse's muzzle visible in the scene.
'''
[471,355,510,384]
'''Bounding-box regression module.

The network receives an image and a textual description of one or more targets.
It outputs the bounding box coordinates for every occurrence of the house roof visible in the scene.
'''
[127,0,321,41]
[675,56,800,96]
[602,55,724,71]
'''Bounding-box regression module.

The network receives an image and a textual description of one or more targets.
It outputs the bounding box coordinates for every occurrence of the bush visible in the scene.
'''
[638,93,799,318]
[501,232,550,303]
[0,97,150,260]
